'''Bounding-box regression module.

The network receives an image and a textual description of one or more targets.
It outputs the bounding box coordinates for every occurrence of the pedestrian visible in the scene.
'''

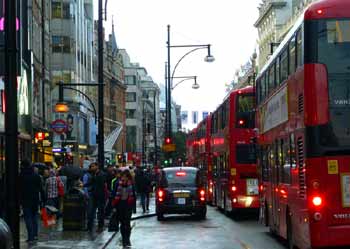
[108,169,122,232]
[19,159,44,244]
[105,165,116,217]
[87,162,107,233]
[45,169,63,214]
[138,169,152,213]
[112,170,136,248]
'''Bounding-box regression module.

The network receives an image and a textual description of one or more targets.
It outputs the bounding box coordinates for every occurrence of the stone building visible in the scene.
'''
[255,0,316,69]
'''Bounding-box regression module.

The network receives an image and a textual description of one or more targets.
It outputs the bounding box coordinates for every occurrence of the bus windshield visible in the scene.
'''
[236,94,255,128]
[316,19,350,148]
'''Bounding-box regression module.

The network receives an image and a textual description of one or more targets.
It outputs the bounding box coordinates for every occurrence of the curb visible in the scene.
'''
[131,213,156,220]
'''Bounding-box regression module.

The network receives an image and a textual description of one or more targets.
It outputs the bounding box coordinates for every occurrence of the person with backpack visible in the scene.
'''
[112,170,136,248]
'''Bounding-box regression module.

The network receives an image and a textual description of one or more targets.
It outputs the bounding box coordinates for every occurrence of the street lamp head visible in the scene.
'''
[204,55,215,63]
[55,102,69,113]
[192,82,200,90]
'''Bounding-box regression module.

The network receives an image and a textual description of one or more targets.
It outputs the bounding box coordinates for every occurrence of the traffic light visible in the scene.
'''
[35,132,45,141]
[164,159,169,165]
[165,137,171,144]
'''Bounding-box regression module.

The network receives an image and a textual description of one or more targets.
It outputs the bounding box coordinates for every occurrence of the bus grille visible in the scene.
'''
[297,137,306,198]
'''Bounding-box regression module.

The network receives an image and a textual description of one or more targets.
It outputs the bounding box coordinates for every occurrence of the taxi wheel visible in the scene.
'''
[195,208,207,220]
[286,210,294,249]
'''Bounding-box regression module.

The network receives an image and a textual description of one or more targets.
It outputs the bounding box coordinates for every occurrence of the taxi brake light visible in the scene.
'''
[176,171,186,176]
[231,186,237,192]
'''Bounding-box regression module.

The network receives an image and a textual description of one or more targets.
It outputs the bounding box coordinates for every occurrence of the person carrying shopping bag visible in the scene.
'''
[112,170,136,248]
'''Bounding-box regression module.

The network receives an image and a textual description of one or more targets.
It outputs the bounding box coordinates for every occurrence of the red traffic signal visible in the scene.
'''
[165,137,171,144]
[35,132,45,141]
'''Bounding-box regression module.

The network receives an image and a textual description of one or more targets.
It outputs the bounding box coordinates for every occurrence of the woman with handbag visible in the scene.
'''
[112,170,136,248]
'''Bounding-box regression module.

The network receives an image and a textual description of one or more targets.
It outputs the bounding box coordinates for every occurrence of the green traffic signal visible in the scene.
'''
[164,160,169,165]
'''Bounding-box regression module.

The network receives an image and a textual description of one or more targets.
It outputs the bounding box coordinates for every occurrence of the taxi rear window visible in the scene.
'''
[163,170,197,187]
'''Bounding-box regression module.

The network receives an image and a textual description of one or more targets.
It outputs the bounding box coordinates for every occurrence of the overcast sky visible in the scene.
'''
[95,0,261,129]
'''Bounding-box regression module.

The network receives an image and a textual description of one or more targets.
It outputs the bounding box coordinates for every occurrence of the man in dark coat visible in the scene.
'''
[87,162,107,232]
[19,159,44,243]
[137,169,152,213]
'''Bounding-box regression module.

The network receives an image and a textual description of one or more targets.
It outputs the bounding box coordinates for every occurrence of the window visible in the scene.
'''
[236,94,255,128]
[52,36,61,53]
[289,36,296,74]
[261,75,266,101]
[276,57,280,85]
[282,138,291,184]
[126,92,136,102]
[52,2,62,18]
[236,144,256,164]
[126,126,136,152]
[125,76,136,85]
[261,147,269,181]
[280,48,289,83]
[297,29,303,67]
[268,64,275,93]
[62,3,70,18]
[126,109,136,119]
[52,36,70,53]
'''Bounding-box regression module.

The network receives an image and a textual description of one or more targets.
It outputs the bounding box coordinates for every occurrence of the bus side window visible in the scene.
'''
[261,147,269,181]
[296,29,303,68]
[283,138,291,184]
[276,56,281,85]
[289,35,296,74]
[290,134,297,170]
[281,47,289,83]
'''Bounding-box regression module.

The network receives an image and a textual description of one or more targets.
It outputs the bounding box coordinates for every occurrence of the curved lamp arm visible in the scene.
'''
[63,86,98,124]
[170,47,205,88]
[171,76,197,91]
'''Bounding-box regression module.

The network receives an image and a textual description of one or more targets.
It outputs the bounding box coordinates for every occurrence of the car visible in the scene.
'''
[155,167,207,221]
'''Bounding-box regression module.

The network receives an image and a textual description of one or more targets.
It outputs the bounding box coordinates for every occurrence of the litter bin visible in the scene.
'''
[0,218,13,249]
[63,188,88,231]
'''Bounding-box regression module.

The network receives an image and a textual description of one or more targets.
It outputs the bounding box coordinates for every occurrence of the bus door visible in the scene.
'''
[271,141,281,231]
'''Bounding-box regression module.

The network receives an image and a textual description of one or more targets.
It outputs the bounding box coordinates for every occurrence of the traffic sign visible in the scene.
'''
[51,119,68,134]
[162,143,176,152]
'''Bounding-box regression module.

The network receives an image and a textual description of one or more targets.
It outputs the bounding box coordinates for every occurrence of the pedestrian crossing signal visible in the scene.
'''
[117,154,123,163]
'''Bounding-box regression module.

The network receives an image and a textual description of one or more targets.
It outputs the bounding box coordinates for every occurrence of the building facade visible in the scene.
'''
[50,0,95,165]
[255,0,316,69]
[90,23,126,164]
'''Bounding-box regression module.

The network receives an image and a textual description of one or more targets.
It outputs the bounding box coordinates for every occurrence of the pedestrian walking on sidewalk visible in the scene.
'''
[19,159,45,244]
[87,162,107,233]
[137,169,152,213]
[112,170,136,248]
[108,169,122,232]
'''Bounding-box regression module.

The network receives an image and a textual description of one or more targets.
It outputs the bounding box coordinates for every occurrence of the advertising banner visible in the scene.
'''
[260,86,288,133]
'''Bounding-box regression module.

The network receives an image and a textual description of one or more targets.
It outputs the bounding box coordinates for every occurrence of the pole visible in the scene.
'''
[167,25,171,139]
[5,0,19,247]
[98,0,105,169]
[164,62,167,140]
[153,92,157,167]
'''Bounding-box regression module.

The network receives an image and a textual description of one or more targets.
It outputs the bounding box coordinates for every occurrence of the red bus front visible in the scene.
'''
[212,86,259,214]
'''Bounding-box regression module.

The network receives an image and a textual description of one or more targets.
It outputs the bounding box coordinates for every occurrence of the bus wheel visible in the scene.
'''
[286,210,294,249]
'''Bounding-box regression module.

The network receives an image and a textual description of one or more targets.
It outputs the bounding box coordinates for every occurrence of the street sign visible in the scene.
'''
[51,119,68,134]
[162,143,176,152]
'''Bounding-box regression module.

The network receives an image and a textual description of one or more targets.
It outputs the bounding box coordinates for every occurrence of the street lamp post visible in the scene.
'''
[166,24,214,144]
[4,0,19,247]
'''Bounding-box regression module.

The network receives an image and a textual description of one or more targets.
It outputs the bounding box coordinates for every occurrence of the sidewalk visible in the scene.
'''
[20,197,156,249]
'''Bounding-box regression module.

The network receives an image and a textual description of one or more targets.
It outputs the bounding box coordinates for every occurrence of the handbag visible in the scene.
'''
[56,177,64,197]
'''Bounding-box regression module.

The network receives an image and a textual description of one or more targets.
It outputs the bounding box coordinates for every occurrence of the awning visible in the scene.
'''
[93,120,123,156]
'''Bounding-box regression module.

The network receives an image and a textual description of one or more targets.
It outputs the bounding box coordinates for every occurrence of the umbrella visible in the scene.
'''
[59,165,84,179]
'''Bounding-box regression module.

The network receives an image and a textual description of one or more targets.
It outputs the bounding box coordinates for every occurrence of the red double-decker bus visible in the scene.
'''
[210,86,258,215]
[256,1,350,248]
[195,115,214,204]
[186,128,198,166]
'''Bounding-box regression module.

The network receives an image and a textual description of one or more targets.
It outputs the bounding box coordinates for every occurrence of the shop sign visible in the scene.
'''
[51,119,67,134]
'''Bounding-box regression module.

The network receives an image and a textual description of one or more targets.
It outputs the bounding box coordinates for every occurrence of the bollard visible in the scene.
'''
[0,218,13,249]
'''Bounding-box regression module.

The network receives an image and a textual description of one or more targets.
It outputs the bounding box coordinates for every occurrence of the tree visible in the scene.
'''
[172,131,187,165]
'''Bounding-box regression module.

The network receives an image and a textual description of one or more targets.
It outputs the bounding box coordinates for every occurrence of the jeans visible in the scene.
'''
[118,201,132,246]
[87,198,105,230]
[140,192,150,212]
[23,207,38,241]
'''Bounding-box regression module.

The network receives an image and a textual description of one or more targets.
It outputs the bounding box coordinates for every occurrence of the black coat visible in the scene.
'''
[135,172,151,194]
[91,170,106,201]
[19,167,43,210]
